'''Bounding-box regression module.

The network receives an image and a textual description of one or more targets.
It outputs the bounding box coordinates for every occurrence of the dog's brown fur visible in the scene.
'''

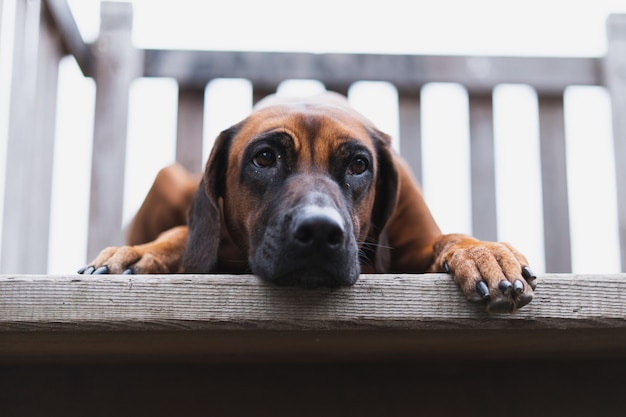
[82,92,535,311]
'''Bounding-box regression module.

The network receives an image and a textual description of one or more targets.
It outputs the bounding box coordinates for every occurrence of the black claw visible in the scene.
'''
[528,279,537,290]
[77,266,87,274]
[498,280,513,295]
[513,279,524,294]
[84,266,95,275]
[443,260,450,273]
[93,266,109,275]
[122,268,134,275]
[476,281,490,299]
[522,266,536,281]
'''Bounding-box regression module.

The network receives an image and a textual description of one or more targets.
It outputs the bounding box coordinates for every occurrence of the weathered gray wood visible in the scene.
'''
[1,273,626,360]
[538,95,572,272]
[145,50,602,94]
[1,0,62,273]
[605,14,626,271]
[44,0,91,74]
[87,2,142,261]
[398,93,422,184]
[176,88,205,172]
[1,273,625,331]
[468,93,498,241]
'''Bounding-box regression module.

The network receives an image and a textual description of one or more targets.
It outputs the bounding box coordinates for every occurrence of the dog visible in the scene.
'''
[79,92,536,312]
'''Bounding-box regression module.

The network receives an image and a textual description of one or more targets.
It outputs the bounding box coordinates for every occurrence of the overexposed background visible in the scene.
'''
[0,0,625,274]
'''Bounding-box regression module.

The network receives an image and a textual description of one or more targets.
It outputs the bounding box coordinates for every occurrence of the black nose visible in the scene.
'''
[292,206,345,252]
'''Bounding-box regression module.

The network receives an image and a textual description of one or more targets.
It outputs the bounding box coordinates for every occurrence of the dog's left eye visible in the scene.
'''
[347,156,369,176]
[252,149,277,168]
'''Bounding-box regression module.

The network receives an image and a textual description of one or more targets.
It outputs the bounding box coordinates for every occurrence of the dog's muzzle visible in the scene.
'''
[251,197,360,288]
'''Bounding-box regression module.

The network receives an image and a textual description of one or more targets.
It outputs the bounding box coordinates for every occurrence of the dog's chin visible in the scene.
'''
[259,268,359,289]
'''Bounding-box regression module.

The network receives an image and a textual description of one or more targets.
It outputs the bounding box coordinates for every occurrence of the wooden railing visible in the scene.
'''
[2,2,626,415]
[2,1,626,274]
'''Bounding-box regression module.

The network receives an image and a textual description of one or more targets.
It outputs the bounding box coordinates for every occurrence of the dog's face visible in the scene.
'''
[184,95,398,288]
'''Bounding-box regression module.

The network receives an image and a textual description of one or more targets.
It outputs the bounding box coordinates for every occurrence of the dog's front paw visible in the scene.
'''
[77,245,169,275]
[434,234,537,313]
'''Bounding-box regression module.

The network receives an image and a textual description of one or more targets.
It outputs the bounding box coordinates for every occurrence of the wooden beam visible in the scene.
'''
[468,93,498,241]
[144,50,602,94]
[398,93,423,184]
[605,14,626,270]
[4,273,625,329]
[1,0,63,273]
[44,0,92,74]
[1,273,625,360]
[86,2,142,261]
[176,88,205,172]
[538,94,572,272]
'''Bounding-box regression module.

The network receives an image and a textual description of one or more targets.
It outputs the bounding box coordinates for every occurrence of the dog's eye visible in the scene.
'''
[347,156,369,175]
[252,149,277,168]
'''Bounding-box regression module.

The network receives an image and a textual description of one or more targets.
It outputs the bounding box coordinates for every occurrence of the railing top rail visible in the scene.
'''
[142,50,603,94]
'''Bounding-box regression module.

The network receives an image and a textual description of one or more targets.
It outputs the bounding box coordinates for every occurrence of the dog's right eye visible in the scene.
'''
[252,149,277,168]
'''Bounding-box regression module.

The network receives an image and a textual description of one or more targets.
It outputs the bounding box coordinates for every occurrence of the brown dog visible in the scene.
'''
[79,92,536,312]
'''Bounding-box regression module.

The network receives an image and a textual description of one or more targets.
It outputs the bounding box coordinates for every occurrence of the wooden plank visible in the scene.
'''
[176,88,205,172]
[43,0,91,74]
[86,2,142,261]
[605,14,626,270]
[398,93,422,184]
[144,50,602,94]
[538,94,572,272]
[468,93,498,241]
[1,0,62,273]
[1,273,625,330]
[1,273,626,361]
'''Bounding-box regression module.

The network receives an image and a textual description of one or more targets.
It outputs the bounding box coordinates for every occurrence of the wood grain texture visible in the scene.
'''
[1,273,625,330]
[1,273,626,361]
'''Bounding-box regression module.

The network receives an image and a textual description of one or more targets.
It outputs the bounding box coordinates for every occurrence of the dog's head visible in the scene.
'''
[183,92,399,288]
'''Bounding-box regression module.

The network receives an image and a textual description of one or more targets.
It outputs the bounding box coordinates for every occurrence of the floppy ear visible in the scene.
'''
[181,126,237,272]
[369,128,399,272]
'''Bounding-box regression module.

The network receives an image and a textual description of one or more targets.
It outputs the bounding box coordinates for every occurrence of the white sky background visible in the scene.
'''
[1,0,626,274]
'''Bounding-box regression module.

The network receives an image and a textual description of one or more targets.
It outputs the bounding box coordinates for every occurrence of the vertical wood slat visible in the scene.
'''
[1,0,62,273]
[252,85,278,106]
[176,88,205,172]
[538,94,572,273]
[605,14,626,271]
[86,2,142,261]
[468,93,498,241]
[398,94,423,185]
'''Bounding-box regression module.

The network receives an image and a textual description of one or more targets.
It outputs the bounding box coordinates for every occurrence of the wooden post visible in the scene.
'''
[1,0,63,273]
[538,94,572,272]
[398,93,423,185]
[468,93,498,241]
[87,2,142,261]
[176,88,205,172]
[605,14,626,271]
